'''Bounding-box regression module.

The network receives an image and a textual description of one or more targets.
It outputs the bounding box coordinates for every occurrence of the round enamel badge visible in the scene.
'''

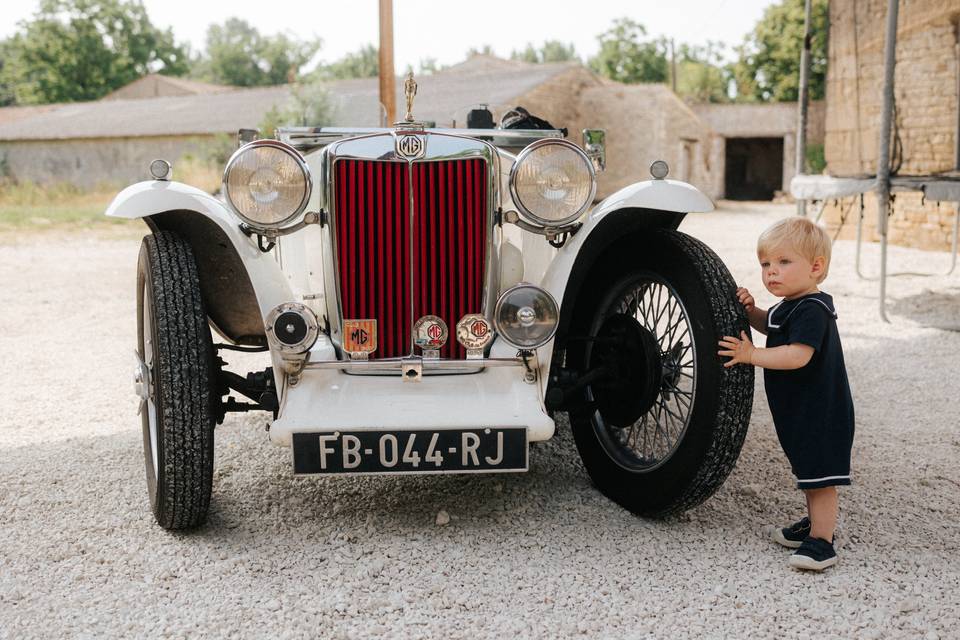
[413,315,448,349]
[455,314,493,350]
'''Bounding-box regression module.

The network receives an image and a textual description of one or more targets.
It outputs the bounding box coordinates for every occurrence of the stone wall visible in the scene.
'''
[822,0,959,251]
[0,135,221,188]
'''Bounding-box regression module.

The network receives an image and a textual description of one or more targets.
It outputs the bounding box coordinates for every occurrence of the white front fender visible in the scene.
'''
[535,179,713,377]
[105,180,294,319]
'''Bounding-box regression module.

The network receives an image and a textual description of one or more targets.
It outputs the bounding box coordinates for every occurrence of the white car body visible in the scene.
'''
[107,128,712,449]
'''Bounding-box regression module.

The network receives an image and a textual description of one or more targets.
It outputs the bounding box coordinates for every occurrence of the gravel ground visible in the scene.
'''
[1,202,959,639]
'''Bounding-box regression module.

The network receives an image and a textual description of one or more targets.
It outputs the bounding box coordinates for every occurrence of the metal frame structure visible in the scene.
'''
[791,0,960,322]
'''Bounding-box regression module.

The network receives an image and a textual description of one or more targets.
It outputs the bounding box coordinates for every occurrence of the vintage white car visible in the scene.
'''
[107,89,753,530]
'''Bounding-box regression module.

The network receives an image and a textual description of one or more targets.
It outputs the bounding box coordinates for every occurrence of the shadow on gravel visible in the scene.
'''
[888,286,960,331]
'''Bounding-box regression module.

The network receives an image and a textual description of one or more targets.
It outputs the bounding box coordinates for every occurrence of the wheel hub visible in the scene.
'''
[133,349,150,413]
[589,313,663,428]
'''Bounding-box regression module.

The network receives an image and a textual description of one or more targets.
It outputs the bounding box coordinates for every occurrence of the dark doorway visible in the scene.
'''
[724,137,784,200]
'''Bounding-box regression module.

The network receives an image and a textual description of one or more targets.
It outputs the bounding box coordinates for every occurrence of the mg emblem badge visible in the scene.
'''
[397,134,424,159]
[456,314,494,351]
[413,315,448,349]
[343,319,377,356]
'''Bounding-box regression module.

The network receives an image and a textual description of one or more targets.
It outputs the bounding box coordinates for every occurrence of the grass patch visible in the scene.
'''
[0,180,122,231]
[0,160,221,233]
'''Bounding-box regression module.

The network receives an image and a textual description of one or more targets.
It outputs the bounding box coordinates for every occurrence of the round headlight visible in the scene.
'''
[494,283,559,350]
[509,139,596,227]
[223,140,311,228]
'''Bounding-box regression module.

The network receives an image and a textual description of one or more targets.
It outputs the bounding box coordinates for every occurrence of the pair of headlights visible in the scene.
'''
[222,138,596,230]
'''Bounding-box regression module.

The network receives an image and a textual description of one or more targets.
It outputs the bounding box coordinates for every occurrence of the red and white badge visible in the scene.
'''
[455,314,493,350]
[413,315,448,349]
[343,319,377,355]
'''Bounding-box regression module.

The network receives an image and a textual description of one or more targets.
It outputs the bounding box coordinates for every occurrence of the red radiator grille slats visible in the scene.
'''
[412,159,487,359]
[334,157,487,360]
[335,160,411,359]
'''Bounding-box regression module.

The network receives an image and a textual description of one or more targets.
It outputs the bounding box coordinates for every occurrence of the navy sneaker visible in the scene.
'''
[789,536,837,571]
[772,517,811,549]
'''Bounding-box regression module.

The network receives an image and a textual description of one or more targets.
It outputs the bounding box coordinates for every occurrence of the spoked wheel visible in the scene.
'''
[587,275,697,472]
[136,230,216,530]
[567,230,753,517]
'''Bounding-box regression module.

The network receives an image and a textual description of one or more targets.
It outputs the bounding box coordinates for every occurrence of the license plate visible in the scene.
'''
[291,428,527,475]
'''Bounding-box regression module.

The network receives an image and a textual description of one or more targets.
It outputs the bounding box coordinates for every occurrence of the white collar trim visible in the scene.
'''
[767,297,837,330]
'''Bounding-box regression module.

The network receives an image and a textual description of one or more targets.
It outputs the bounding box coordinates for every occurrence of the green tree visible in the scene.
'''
[510,40,578,64]
[732,0,828,102]
[0,39,16,106]
[675,43,731,103]
[0,0,188,104]
[316,44,378,80]
[588,18,668,84]
[195,18,320,86]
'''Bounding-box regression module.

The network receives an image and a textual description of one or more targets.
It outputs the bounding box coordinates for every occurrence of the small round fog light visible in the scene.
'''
[650,160,669,180]
[149,159,171,181]
[265,303,319,354]
[494,284,559,350]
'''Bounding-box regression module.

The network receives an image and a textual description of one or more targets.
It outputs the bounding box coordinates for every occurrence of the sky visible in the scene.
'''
[0,0,778,70]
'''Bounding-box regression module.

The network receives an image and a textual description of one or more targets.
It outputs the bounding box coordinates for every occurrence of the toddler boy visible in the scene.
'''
[717,216,855,571]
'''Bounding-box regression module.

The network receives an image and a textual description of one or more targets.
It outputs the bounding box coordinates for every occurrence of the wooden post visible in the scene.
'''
[670,39,677,93]
[378,0,396,125]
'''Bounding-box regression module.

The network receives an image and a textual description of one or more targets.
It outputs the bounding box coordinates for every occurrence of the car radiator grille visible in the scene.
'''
[334,158,488,359]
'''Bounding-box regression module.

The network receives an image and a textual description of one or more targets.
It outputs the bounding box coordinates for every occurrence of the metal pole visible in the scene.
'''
[876,0,899,323]
[795,0,813,217]
[378,0,397,125]
[955,29,960,170]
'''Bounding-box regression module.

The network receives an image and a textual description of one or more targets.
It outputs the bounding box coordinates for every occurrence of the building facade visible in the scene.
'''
[822,0,959,251]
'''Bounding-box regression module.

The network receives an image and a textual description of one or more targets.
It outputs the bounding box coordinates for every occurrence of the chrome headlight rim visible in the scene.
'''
[493,282,559,350]
[508,138,597,228]
[222,139,312,230]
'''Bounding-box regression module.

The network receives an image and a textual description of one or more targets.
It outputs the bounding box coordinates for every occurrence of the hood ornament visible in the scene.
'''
[403,71,417,123]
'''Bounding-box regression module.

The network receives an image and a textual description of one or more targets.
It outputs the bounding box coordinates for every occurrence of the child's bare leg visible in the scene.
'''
[805,486,838,541]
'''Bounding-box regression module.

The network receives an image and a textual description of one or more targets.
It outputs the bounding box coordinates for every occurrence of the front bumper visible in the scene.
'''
[268,359,556,447]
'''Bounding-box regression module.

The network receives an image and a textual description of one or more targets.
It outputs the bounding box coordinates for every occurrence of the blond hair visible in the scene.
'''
[757,217,832,282]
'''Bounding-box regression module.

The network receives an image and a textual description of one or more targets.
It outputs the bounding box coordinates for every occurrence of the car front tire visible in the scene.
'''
[566,229,753,517]
[137,230,216,529]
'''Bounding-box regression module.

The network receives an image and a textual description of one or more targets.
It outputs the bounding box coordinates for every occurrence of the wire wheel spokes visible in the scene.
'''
[599,277,696,471]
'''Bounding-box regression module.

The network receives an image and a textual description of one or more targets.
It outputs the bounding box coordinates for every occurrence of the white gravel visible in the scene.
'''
[1,202,959,639]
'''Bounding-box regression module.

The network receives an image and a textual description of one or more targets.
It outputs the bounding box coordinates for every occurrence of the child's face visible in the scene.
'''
[758,244,825,299]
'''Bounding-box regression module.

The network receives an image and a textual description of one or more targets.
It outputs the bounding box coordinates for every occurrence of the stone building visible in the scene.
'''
[0,57,720,199]
[100,73,235,100]
[819,0,959,251]
[0,55,818,204]
[695,101,825,200]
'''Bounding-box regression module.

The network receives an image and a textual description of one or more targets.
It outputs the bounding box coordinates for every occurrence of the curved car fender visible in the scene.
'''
[536,179,714,377]
[105,180,294,319]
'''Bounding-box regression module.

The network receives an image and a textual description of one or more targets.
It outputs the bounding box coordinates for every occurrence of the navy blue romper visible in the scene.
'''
[764,292,855,490]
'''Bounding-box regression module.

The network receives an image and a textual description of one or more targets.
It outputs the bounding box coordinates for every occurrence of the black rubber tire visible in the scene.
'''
[137,230,216,530]
[567,229,753,517]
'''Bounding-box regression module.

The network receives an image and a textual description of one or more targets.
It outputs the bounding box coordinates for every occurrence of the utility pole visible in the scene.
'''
[795,0,812,217]
[378,0,396,125]
[670,38,677,93]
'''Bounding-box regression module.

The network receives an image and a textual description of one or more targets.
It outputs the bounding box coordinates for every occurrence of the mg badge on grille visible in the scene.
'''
[343,319,377,358]
[397,134,424,159]
[456,314,493,359]
[413,315,448,351]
